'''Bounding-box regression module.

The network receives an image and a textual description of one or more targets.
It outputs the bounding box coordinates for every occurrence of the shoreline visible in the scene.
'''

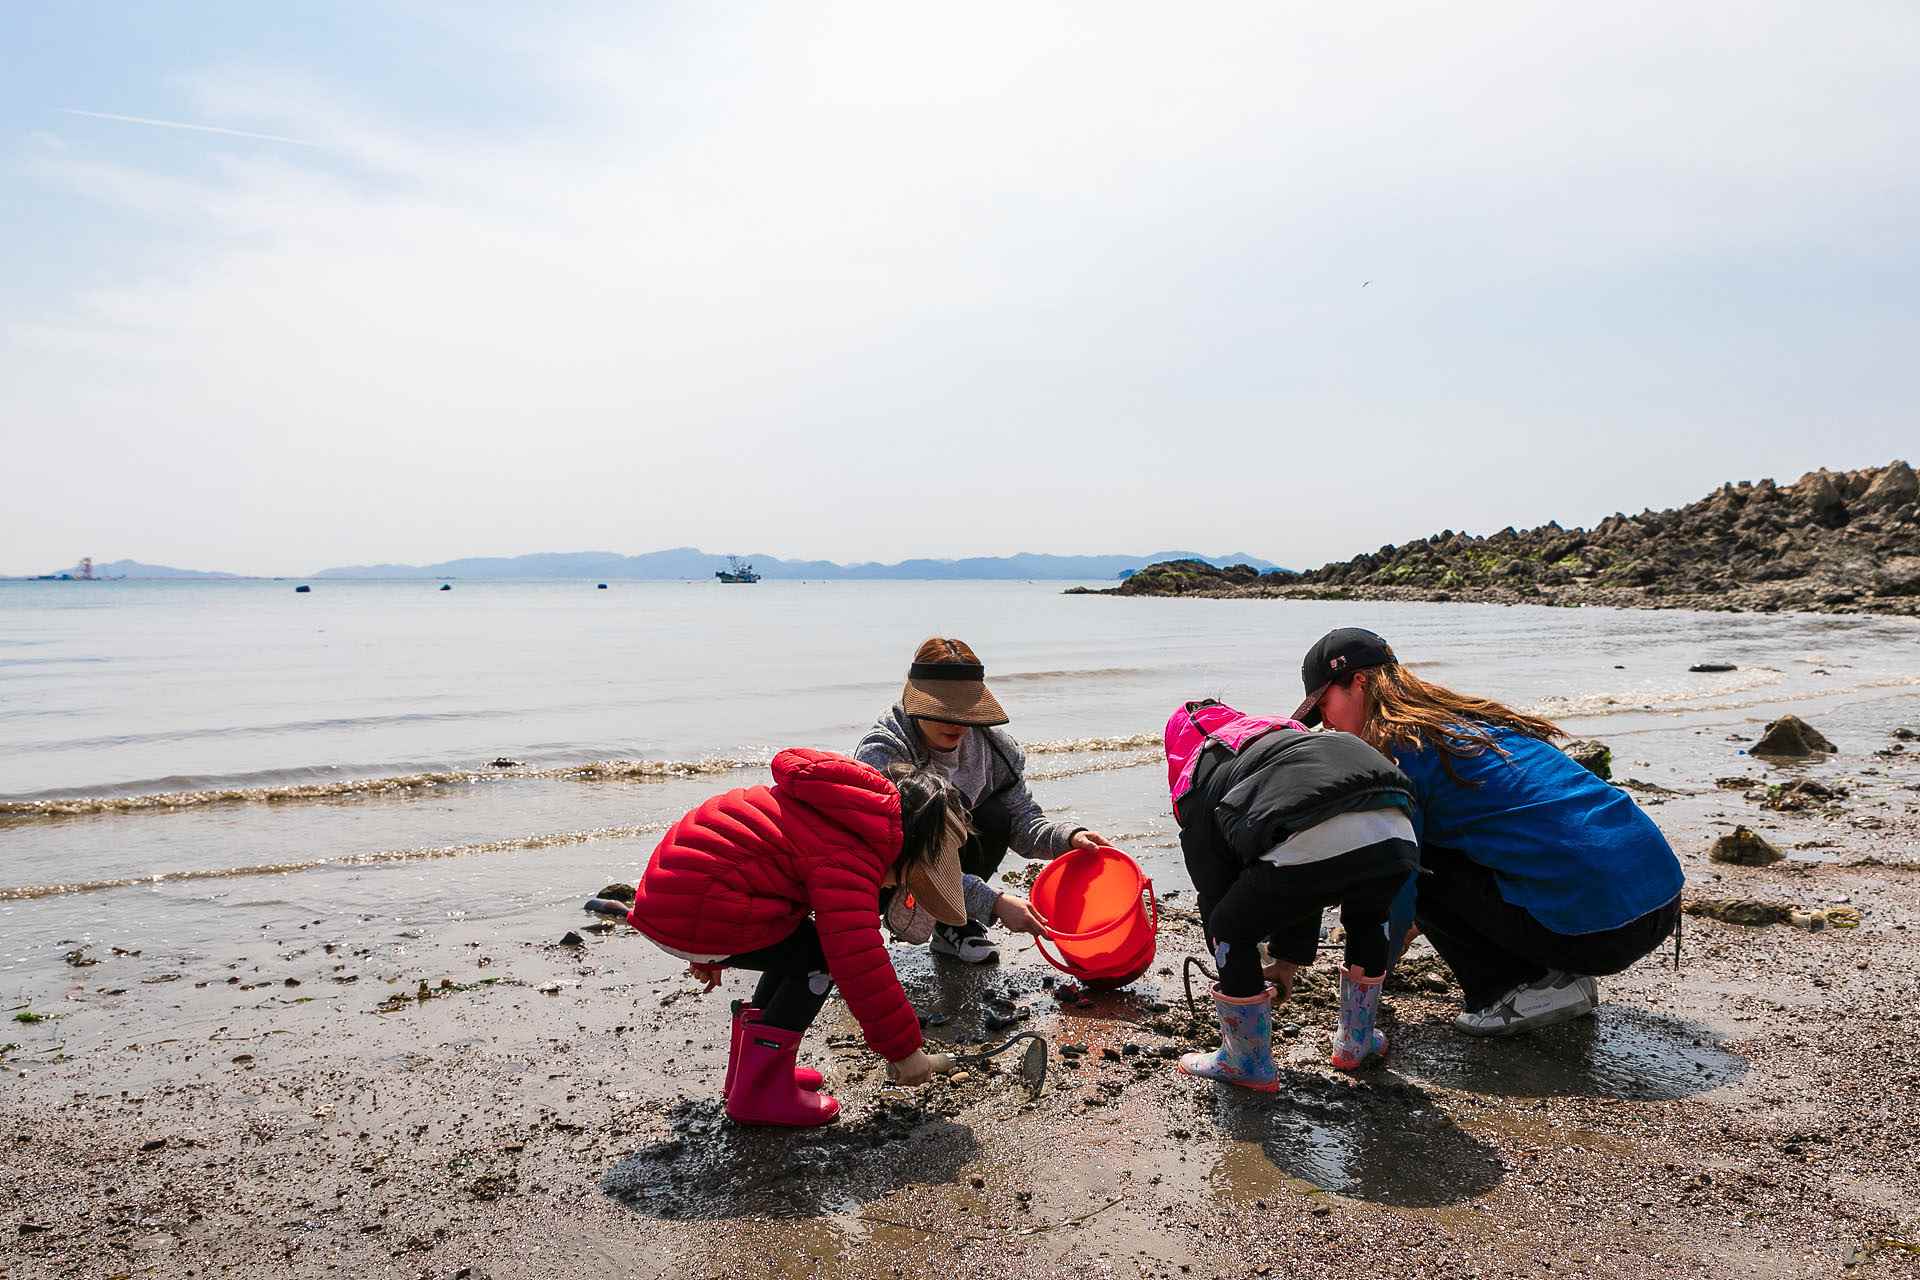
[5,690,1920,1277]
[1066,579,1920,618]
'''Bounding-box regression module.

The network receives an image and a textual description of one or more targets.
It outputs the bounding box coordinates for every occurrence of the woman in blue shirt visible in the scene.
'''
[1293,628,1684,1038]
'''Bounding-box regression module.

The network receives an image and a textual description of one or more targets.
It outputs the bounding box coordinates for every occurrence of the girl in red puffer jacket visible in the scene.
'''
[629,748,1026,1127]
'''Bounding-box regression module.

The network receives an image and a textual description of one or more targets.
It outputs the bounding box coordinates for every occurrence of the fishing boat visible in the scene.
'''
[714,556,761,584]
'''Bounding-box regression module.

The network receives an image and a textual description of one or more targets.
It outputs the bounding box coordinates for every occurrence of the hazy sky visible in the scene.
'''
[4,2,1916,576]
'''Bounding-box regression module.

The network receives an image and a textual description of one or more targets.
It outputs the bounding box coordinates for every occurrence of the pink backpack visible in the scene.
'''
[1163,700,1308,810]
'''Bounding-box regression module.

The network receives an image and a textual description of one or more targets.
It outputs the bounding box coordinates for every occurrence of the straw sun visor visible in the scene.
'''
[902,836,969,926]
[899,637,1008,727]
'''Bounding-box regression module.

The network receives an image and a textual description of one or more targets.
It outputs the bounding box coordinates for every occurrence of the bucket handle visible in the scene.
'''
[1032,931,1078,976]
[1029,880,1158,974]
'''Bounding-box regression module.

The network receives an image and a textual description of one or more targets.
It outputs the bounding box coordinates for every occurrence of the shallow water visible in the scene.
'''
[4,578,1918,980]
[1396,1006,1747,1101]
[1207,1076,1505,1206]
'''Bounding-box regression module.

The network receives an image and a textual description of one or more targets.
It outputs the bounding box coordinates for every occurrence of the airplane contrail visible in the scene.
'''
[57,108,322,148]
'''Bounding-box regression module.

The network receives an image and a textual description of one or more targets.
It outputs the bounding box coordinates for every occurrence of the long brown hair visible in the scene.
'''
[1353,663,1563,762]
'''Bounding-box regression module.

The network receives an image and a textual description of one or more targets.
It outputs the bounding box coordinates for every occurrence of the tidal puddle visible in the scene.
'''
[602,1097,977,1220]
[1206,1074,1503,1207]
[1397,1008,1745,1100]
[891,944,1172,1046]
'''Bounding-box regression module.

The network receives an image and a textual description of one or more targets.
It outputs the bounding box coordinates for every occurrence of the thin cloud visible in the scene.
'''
[57,108,321,148]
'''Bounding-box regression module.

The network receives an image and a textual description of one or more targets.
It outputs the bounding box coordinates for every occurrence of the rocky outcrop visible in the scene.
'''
[1071,559,1268,596]
[1083,461,1920,615]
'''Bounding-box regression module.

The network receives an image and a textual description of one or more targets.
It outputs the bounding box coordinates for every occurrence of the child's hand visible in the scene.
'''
[1068,829,1112,853]
[888,1049,955,1086]
[993,893,1048,936]
[687,962,724,991]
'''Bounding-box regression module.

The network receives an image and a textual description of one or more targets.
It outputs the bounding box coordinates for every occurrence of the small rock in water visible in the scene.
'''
[488,757,522,768]
[1708,826,1784,866]
[596,882,636,903]
[1689,662,1738,673]
[1562,739,1613,780]
[1752,715,1837,758]
[558,931,585,947]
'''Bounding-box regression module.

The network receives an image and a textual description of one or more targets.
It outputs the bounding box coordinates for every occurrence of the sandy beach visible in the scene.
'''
[6,697,1919,1280]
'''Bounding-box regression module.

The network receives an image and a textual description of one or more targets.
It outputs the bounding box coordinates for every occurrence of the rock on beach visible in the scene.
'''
[1752,714,1837,758]
[1708,825,1784,866]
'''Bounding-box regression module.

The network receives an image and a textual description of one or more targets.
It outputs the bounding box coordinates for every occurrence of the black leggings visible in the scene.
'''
[1415,845,1681,1012]
[724,920,834,1034]
[1205,855,1411,998]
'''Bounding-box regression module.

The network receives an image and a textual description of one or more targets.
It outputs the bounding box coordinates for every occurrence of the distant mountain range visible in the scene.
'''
[313,547,1286,580]
[19,549,1284,582]
[24,559,242,580]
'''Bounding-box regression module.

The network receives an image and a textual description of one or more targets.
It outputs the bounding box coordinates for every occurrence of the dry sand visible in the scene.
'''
[5,726,1920,1280]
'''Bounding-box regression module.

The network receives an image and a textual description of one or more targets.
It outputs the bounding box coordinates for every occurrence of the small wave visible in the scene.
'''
[1526,669,1789,719]
[0,821,670,902]
[1026,751,1161,781]
[3,707,528,754]
[991,667,1155,685]
[1529,672,1920,721]
[1022,733,1162,755]
[0,757,760,822]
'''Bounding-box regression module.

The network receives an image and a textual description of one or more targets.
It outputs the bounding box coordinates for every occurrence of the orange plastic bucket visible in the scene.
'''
[1029,845,1158,989]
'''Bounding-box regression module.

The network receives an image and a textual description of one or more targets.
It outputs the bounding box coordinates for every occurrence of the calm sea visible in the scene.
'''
[4,579,1917,974]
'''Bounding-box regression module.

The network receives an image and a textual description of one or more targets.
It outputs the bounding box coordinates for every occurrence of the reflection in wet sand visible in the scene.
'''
[1396,1008,1746,1101]
[1206,1073,1504,1207]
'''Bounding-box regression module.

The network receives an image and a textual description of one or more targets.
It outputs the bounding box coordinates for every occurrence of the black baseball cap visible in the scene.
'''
[1292,628,1397,726]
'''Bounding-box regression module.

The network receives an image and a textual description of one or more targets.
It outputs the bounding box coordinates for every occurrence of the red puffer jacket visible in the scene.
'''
[628,748,921,1062]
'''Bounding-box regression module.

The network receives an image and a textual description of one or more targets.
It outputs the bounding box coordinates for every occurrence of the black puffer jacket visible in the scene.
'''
[1175,728,1414,867]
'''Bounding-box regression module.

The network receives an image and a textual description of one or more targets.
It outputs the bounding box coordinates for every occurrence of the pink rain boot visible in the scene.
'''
[1330,965,1388,1071]
[726,1003,823,1097]
[725,1018,840,1128]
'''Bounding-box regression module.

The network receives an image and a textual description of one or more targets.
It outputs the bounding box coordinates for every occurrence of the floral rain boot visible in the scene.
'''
[1330,964,1388,1071]
[1177,985,1278,1092]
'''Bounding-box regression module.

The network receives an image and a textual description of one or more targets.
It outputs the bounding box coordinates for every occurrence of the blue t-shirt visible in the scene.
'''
[1392,728,1684,936]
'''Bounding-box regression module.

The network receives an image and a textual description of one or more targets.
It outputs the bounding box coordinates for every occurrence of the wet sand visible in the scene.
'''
[6,724,1920,1279]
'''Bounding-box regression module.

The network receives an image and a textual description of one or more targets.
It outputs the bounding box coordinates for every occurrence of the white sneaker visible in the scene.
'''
[930,920,999,964]
[1453,971,1597,1037]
